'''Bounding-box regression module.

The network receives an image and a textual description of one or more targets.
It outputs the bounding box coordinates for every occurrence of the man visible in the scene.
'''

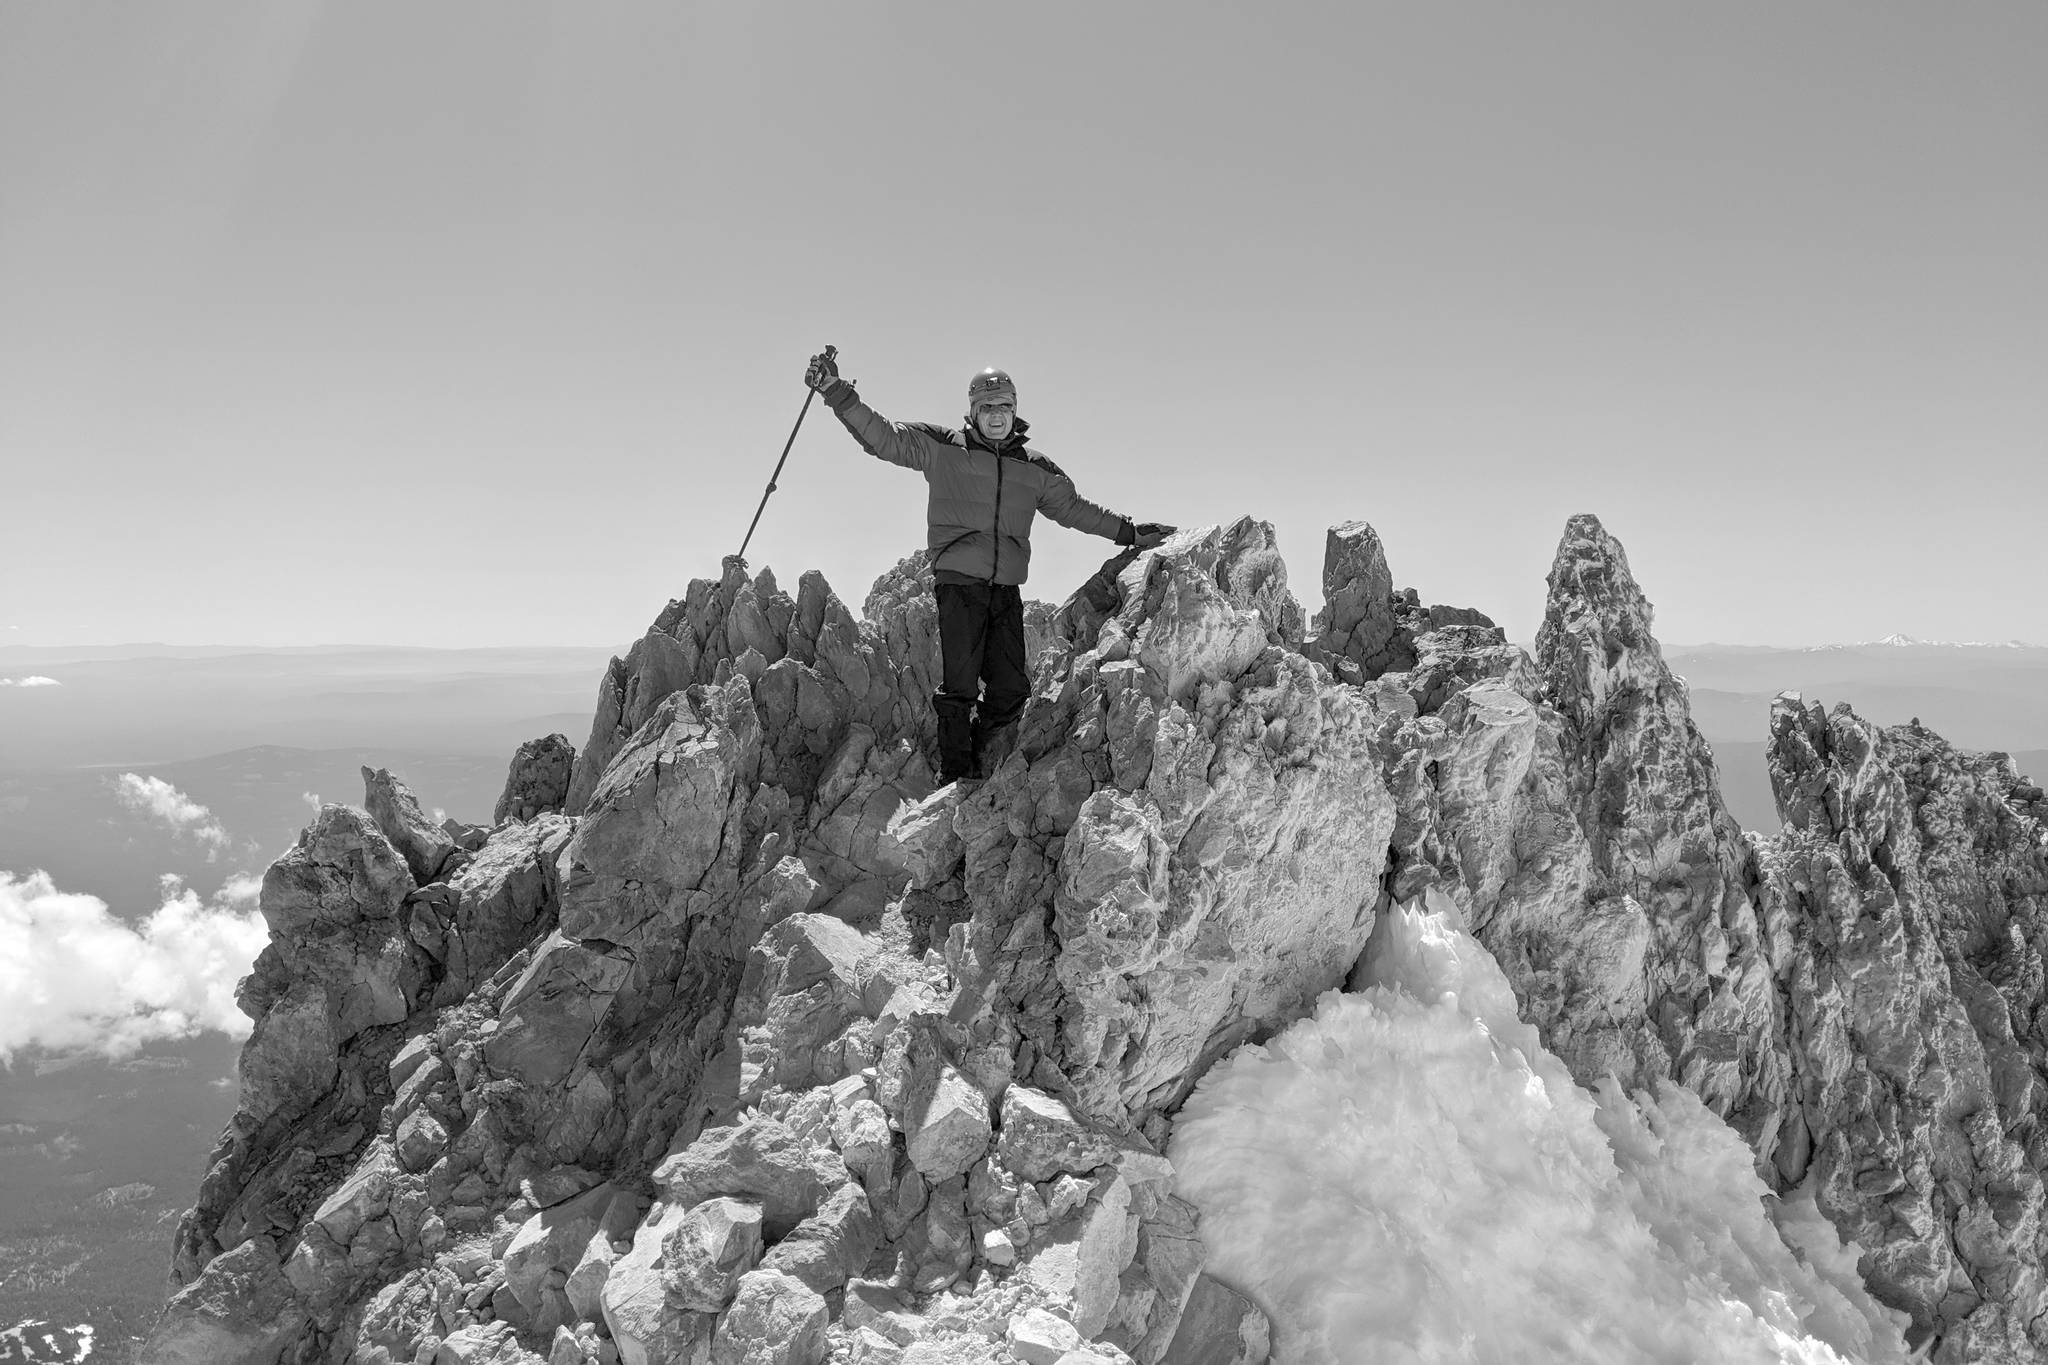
[805,351,1172,784]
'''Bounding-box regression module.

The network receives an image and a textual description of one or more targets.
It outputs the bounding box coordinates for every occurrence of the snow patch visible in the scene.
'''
[1170,889,1913,1365]
[0,1319,94,1364]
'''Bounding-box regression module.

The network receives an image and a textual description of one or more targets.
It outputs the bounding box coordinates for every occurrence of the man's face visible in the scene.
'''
[974,401,1015,442]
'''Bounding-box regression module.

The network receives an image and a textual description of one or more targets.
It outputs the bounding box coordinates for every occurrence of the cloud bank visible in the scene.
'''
[114,773,234,857]
[0,870,268,1063]
[0,675,60,687]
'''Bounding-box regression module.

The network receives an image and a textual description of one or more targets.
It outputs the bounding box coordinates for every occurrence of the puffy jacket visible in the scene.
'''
[821,380,1130,586]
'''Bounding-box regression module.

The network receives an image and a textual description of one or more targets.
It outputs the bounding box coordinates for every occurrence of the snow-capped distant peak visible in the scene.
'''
[1802,635,2039,652]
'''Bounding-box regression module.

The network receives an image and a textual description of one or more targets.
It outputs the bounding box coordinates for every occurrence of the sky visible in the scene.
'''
[2,1,2042,650]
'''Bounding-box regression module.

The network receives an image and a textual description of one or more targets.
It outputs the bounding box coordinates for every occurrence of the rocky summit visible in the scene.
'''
[140,514,2048,1365]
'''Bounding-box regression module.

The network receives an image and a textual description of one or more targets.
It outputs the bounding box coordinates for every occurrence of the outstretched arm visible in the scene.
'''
[1035,460,1174,549]
[806,351,948,472]
[1037,469,1128,541]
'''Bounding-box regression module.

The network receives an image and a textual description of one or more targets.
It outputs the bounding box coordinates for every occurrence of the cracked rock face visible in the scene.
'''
[1530,514,1789,1137]
[495,733,576,825]
[1367,513,1786,1162]
[938,518,1396,1138]
[146,510,2048,1365]
[1757,696,2048,1362]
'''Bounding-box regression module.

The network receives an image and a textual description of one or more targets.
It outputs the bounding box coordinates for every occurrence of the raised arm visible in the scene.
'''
[806,351,949,472]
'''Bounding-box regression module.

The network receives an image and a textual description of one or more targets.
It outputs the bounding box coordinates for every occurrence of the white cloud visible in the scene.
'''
[301,791,323,814]
[114,773,233,859]
[214,871,264,908]
[0,675,60,687]
[0,870,269,1064]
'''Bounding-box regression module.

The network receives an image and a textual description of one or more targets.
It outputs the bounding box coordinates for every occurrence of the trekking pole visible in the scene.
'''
[735,345,835,562]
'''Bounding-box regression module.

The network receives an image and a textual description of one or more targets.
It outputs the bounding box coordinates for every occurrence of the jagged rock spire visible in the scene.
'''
[1538,512,1666,732]
[1528,516,1784,1122]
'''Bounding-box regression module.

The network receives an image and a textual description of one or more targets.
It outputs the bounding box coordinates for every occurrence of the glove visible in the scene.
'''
[804,351,839,391]
[1133,522,1175,550]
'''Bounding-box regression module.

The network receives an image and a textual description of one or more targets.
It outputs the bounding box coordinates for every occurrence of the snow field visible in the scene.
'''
[1168,891,1913,1365]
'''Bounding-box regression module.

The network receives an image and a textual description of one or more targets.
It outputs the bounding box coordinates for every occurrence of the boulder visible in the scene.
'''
[996,1085,1118,1182]
[1018,1172,1136,1338]
[879,786,965,887]
[395,1110,448,1173]
[663,1196,764,1311]
[733,913,881,1104]
[1303,519,1407,679]
[435,1321,547,1364]
[502,1181,617,1315]
[843,1280,922,1347]
[1161,1274,1270,1365]
[757,1182,879,1294]
[429,813,574,1007]
[905,1175,973,1294]
[655,1116,850,1240]
[557,681,762,946]
[137,1236,310,1365]
[1103,1193,1204,1364]
[496,733,577,824]
[831,1093,894,1192]
[363,766,460,885]
[485,932,633,1090]
[1008,1308,1081,1365]
[905,1063,992,1183]
[308,1144,397,1249]
[233,803,423,1127]
[601,1201,713,1365]
[711,1269,829,1365]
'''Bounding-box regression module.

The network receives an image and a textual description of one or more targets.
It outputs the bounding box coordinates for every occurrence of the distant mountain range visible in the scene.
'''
[1673,636,2045,652]
[1814,633,2042,650]
[1665,642,2048,829]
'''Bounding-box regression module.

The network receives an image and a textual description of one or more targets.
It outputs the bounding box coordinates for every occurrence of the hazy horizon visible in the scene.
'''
[11,633,2048,655]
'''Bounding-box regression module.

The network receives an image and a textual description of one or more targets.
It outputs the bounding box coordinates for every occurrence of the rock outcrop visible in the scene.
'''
[1532,516,1788,1136]
[495,735,576,825]
[144,511,2048,1365]
[1754,697,2048,1360]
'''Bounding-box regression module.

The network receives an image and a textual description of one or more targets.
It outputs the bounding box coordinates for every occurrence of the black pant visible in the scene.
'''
[934,581,1027,781]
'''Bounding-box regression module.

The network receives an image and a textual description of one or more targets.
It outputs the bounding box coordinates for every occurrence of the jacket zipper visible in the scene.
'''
[988,449,1005,584]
